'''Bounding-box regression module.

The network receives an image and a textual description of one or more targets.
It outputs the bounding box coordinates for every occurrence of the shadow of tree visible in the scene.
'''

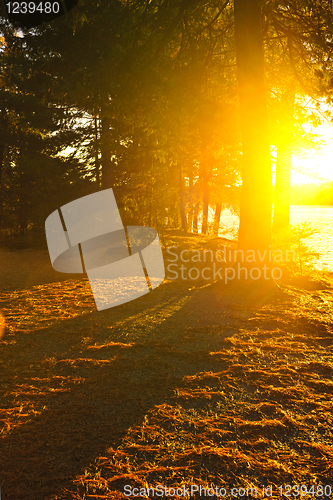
[0,277,326,499]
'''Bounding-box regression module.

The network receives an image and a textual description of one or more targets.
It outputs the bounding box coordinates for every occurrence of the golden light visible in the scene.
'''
[292,123,333,186]
[0,310,5,339]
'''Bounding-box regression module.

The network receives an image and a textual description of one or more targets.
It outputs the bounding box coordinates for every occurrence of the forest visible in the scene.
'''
[0,0,332,249]
[2,1,333,499]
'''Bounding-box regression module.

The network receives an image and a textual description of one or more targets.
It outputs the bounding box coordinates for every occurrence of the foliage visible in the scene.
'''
[1,0,333,247]
[272,221,320,274]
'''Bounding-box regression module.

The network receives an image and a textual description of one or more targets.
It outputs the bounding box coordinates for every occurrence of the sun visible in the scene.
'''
[291,122,333,185]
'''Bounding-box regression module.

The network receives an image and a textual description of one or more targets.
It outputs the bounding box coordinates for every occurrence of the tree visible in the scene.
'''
[0,20,94,244]
[264,0,333,232]
[0,0,247,244]
[234,0,272,255]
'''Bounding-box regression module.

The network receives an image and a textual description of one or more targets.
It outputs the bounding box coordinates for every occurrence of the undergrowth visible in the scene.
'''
[272,222,320,276]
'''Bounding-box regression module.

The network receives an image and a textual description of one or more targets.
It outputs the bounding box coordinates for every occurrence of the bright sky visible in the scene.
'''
[291,122,333,185]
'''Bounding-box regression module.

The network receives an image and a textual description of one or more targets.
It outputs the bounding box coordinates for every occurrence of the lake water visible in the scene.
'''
[219,205,333,271]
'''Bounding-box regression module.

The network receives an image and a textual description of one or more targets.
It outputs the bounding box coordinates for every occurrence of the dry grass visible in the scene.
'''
[1,234,333,499]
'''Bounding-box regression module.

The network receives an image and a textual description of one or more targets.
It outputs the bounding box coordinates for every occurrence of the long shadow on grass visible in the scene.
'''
[0,277,324,499]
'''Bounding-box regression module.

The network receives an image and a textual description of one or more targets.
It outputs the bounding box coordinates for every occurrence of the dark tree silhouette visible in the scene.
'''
[234,0,272,255]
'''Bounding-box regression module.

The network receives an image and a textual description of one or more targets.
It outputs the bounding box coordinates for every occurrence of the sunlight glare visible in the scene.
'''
[0,310,5,339]
[292,123,333,185]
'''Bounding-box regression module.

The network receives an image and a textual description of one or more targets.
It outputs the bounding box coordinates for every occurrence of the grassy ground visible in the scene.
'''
[1,232,333,499]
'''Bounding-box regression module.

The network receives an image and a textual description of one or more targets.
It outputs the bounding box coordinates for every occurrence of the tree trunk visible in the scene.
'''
[0,143,7,230]
[273,89,295,232]
[94,111,101,189]
[179,162,187,232]
[201,165,209,234]
[193,201,200,233]
[213,202,222,236]
[188,207,194,233]
[101,107,114,190]
[187,164,194,232]
[234,0,272,256]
